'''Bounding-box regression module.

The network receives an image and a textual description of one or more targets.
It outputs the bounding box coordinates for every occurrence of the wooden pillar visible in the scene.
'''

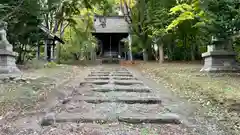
[44,39,48,61]
[52,44,55,60]
[50,43,54,61]
[118,41,121,58]
[36,45,40,60]
[110,35,112,57]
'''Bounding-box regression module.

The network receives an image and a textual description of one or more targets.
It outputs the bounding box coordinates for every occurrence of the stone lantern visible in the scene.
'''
[0,21,20,73]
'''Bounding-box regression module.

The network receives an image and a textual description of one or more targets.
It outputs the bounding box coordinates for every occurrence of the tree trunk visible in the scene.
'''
[128,35,133,61]
[191,43,195,61]
[159,44,164,63]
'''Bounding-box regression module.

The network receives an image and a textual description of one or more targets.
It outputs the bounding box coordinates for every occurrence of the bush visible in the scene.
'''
[44,62,57,68]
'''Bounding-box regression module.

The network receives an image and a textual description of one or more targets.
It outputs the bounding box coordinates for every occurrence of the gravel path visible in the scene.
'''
[0,65,229,135]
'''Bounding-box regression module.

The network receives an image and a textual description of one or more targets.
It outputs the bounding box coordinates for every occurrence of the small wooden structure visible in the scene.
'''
[37,24,65,61]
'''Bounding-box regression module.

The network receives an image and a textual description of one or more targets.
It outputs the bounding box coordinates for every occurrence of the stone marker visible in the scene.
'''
[41,112,56,126]
[0,21,20,74]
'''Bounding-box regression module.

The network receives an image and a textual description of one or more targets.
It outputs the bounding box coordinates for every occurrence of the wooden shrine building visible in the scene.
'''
[92,15,130,63]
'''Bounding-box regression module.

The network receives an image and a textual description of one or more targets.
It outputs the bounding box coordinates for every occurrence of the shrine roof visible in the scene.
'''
[92,15,129,33]
[38,24,65,44]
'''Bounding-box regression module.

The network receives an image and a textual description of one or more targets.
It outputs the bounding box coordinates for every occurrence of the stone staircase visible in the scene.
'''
[41,67,183,134]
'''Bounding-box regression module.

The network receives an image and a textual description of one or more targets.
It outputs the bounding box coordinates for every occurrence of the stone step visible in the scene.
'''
[114,80,143,85]
[73,96,162,104]
[85,76,137,80]
[110,74,133,77]
[90,73,110,76]
[88,74,134,77]
[90,71,110,74]
[54,112,181,124]
[80,80,109,85]
[113,76,137,80]
[92,88,150,93]
[85,76,110,79]
[90,71,131,74]
[81,80,143,85]
[118,113,181,124]
[88,74,109,77]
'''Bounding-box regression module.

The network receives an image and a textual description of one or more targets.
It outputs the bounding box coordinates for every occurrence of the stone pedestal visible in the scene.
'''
[201,48,240,72]
[0,22,20,74]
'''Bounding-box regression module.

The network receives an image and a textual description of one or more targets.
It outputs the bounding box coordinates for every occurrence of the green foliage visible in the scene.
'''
[60,10,97,62]
[202,0,240,39]
[166,0,206,31]
[44,62,57,68]
[2,0,240,63]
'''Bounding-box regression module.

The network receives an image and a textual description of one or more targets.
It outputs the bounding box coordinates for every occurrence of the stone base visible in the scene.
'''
[0,52,21,74]
[201,50,240,72]
[0,66,21,74]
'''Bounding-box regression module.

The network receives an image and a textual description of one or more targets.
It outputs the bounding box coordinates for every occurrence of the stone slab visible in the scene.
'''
[81,80,109,85]
[92,85,151,91]
[113,80,143,85]
[85,77,110,80]
[118,113,181,124]
[92,88,151,93]
[56,112,111,123]
[90,73,110,76]
[113,76,137,80]
[75,96,162,104]
[110,74,133,77]
[85,76,137,80]
[88,74,109,77]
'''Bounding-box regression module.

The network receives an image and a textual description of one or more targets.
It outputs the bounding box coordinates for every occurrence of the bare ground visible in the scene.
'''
[135,62,240,135]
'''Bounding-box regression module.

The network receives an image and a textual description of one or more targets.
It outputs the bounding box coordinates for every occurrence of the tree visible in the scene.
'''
[0,0,43,63]
[146,0,176,63]
[166,0,209,60]
[202,0,240,41]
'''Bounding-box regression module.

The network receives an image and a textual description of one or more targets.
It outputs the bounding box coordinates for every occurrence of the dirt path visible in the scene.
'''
[0,65,230,135]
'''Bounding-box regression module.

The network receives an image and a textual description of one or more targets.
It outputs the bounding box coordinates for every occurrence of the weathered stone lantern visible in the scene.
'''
[0,21,20,73]
[201,37,240,72]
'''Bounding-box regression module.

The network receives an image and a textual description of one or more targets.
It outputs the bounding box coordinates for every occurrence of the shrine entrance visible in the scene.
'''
[93,33,128,59]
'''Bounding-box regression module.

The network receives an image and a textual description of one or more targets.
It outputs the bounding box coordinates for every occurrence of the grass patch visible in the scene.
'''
[0,65,82,117]
[137,62,240,134]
